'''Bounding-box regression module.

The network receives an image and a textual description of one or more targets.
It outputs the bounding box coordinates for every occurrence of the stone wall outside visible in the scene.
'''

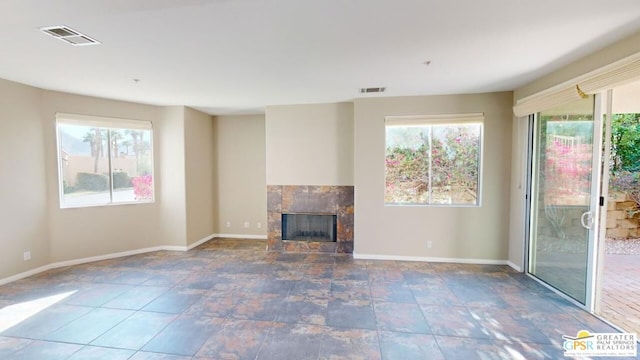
[607,192,640,239]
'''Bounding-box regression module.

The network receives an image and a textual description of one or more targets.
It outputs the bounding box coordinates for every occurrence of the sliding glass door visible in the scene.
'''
[528,95,603,306]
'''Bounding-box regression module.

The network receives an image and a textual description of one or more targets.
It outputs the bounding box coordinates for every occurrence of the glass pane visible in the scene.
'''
[385,125,431,204]
[58,125,153,207]
[529,96,594,304]
[112,129,153,203]
[385,123,481,206]
[431,124,481,205]
[58,124,111,207]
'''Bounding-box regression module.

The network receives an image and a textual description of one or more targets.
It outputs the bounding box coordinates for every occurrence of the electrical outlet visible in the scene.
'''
[257,222,262,229]
[243,221,250,228]
[225,221,231,228]
[23,251,31,261]
[426,240,433,249]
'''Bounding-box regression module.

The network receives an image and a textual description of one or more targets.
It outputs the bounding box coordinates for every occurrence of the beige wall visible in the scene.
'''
[265,102,354,186]
[41,90,170,261]
[354,93,513,261]
[214,115,267,236]
[185,107,216,245]
[156,106,187,248]
[0,79,49,279]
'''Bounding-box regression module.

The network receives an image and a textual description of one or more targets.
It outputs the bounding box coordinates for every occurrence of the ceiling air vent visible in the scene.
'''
[359,87,386,94]
[40,25,101,46]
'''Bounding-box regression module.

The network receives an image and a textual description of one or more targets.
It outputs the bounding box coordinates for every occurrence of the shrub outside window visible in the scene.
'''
[56,113,154,208]
[385,113,483,206]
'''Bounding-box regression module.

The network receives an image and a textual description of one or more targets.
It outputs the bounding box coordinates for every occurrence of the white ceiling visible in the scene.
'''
[1,0,640,115]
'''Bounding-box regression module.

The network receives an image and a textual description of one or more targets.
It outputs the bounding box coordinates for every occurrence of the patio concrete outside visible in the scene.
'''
[600,253,640,335]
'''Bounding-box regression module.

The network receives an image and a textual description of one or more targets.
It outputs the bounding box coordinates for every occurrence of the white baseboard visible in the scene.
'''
[353,253,509,266]
[0,264,56,286]
[52,246,175,269]
[0,234,221,286]
[0,246,162,286]
[187,234,217,250]
[214,234,267,240]
[507,261,523,272]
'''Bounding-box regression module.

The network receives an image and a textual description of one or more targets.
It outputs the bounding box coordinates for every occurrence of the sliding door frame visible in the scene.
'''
[524,93,608,311]
[594,89,614,314]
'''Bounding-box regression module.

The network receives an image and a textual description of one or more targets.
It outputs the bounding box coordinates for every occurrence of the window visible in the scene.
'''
[385,113,483,206]
[56,113,154,208]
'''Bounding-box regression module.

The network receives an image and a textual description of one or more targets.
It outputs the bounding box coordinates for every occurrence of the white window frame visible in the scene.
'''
[55,113,155,208]
[384,113,484,207]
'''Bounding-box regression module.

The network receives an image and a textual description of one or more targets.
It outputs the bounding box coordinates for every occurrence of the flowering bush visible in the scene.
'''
[131,175,153,200]
[432,125,479,190]
[385,143,430,203]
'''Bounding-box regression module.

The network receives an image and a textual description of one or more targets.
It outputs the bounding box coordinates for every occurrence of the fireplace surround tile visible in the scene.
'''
[337,186,355,214]
[267,186,282,213]
[267,185,354,254]
[336,213,354,242]
[282,186,340,214]
[267,211,283,251]
[337,241,354,254]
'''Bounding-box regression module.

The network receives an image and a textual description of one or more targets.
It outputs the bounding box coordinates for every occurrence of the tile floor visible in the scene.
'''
[0,238,636,360]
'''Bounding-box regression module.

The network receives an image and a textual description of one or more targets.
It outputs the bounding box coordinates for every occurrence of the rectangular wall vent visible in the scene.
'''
[359,87,386,94]
[40,25,101,46]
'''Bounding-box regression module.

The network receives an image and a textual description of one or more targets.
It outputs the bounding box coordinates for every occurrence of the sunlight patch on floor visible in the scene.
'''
[505,345,527,360]
[0,290,77,333]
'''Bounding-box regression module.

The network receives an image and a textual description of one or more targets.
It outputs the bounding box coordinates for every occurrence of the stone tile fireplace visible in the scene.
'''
[267,185,354,253]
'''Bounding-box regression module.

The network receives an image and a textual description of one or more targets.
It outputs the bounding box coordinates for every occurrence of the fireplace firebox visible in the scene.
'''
[282,214,337,242]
